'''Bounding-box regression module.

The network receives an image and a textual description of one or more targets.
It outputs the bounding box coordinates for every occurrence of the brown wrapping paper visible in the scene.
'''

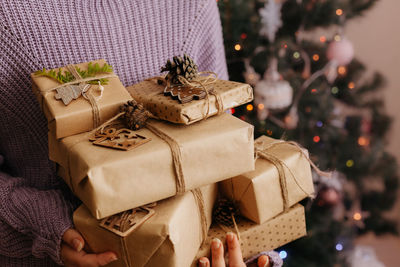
[126,78,253,125]
[50,113,254,219]
[192,204,306,266]
[219,135,314,224]
[31,59,132,139]
[74,184,218,267]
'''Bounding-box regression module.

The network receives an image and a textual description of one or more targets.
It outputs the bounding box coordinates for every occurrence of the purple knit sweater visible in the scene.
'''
[0,1,228,266]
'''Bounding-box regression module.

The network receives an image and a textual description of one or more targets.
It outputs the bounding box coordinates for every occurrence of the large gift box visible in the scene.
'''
[74,184,217,267]
[219,135,314,224]
[192,204,306,266]
[126,78,253,125]
[51,113,254,219]
[31,59,132,139]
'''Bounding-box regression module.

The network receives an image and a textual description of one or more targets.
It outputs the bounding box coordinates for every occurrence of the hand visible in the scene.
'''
[198,232,270,267]
[61,228,118,267]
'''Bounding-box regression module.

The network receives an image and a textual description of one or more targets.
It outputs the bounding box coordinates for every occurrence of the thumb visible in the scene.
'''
[62,228,85,252]
[257,255,271,267]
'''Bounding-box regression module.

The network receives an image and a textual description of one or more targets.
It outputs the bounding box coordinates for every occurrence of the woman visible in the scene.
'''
[0,1,267,266]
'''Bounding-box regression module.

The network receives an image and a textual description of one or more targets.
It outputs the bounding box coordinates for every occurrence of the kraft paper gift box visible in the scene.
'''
[31,59,132,139]
[219,135,314,224]
[50,113,254,219]
[74,184,217,267]
[126,78,253,125]
[192,204,306,266]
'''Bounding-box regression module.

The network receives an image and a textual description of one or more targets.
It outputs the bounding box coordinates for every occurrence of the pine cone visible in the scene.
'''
[213,198,240,227]
[120,100,151,130]
[161,54,198,85]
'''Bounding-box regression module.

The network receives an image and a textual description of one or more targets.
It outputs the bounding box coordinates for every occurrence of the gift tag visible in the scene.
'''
[89,128,151,151]
[164,85,206,104]
[54,84,90,105]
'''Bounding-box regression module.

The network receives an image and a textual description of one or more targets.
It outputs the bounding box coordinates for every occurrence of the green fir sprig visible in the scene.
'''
[34,62,113,85]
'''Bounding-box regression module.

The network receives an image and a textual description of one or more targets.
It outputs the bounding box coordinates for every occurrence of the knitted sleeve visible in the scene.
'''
[182,0,229,80]
[0,156,73,264]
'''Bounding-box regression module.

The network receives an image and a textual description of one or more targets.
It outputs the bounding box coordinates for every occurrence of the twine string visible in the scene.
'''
[191,188,208,244]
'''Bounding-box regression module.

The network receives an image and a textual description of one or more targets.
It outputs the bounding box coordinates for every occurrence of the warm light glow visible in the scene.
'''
[293,52,300,59]
[338,66,347,75]
[230,108,235,114]
[258,103,265,110]
[282,43,288,49]
[348,82,355,89]
[346,159,354,167]
[312,54,320,61]
[358,136,370,146]
[267,130,273,136]
[240,33,247,39]
[234,44,242,51]
[336,9,343,16]
[334,35,342,42]
[311,88,317,94]
[313,136,320,143]
[331,87,339,94]
[246,104,253,111]
[353,212,362,221]
[319,36,327,43]
[305,107,311,113]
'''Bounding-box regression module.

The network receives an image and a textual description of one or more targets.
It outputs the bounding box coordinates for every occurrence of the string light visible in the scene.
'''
[331,87,339,94]
[348,82,355,89]
[346,159,354,167]
[267,130,273,136]
[282,43,288,49]
[338,66,347,75]
[358,136,370,146]
[312,54,320,61]
[257,103,265,110]
[353,212,362,221]
[311,88,317,94]
[336,9,343,16]
[336,243,343,251]
[246,104,253,111]
[293,51,300,59]
[305,107,312,113]
[230,108,235,114]
[240,33,247,39]
[234,44,242,51]
[313,136,321,143]
[279,250,288,259]
[319,36,327,43]
[334,35,342,42]
[316,121,323,127]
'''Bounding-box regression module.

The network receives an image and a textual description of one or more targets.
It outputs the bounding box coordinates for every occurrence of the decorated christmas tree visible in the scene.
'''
[218,0,399,266]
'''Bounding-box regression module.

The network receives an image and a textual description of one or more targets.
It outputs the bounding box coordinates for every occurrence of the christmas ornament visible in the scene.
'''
[120,100,153,130]
[213,198,240,227]
[259,0,283,42]
[314,171,344,207]
[327,37,354,66]
[317,187,341,207]
[54,84,89,105]
[254,58,293,120]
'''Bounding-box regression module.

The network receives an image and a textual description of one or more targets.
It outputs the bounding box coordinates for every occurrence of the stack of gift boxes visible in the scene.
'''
[31,59,315,267]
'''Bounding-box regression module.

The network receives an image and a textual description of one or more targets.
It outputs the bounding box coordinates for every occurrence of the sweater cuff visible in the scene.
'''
[32,222,72,265]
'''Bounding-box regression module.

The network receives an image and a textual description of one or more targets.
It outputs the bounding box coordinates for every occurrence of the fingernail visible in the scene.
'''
[72,239,83,252]
[199,258,208,267]
[226,232,235,242]
[211,238,221,250]
[110,254,118,262]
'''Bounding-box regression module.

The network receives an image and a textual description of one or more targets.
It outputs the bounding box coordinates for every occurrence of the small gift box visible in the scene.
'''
[192,204,306,266]
[126,78,253,125]
[31,59,132,139]
[50,113,254,219]
[219,135,314,224]
[74,184,217,267]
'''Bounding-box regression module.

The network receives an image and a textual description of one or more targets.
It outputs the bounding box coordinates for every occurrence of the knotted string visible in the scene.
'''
[255,139,331,212]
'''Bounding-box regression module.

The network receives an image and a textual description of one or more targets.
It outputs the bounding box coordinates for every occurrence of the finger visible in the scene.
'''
[257,255,271,267]
[211,238,225,267]
[226,232,245,267]
[62,228,85,252]
[61,243,118,267]
[199,257,210,267]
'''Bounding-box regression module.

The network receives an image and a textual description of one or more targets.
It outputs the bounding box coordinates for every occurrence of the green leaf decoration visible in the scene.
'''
[34,62,113,85]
